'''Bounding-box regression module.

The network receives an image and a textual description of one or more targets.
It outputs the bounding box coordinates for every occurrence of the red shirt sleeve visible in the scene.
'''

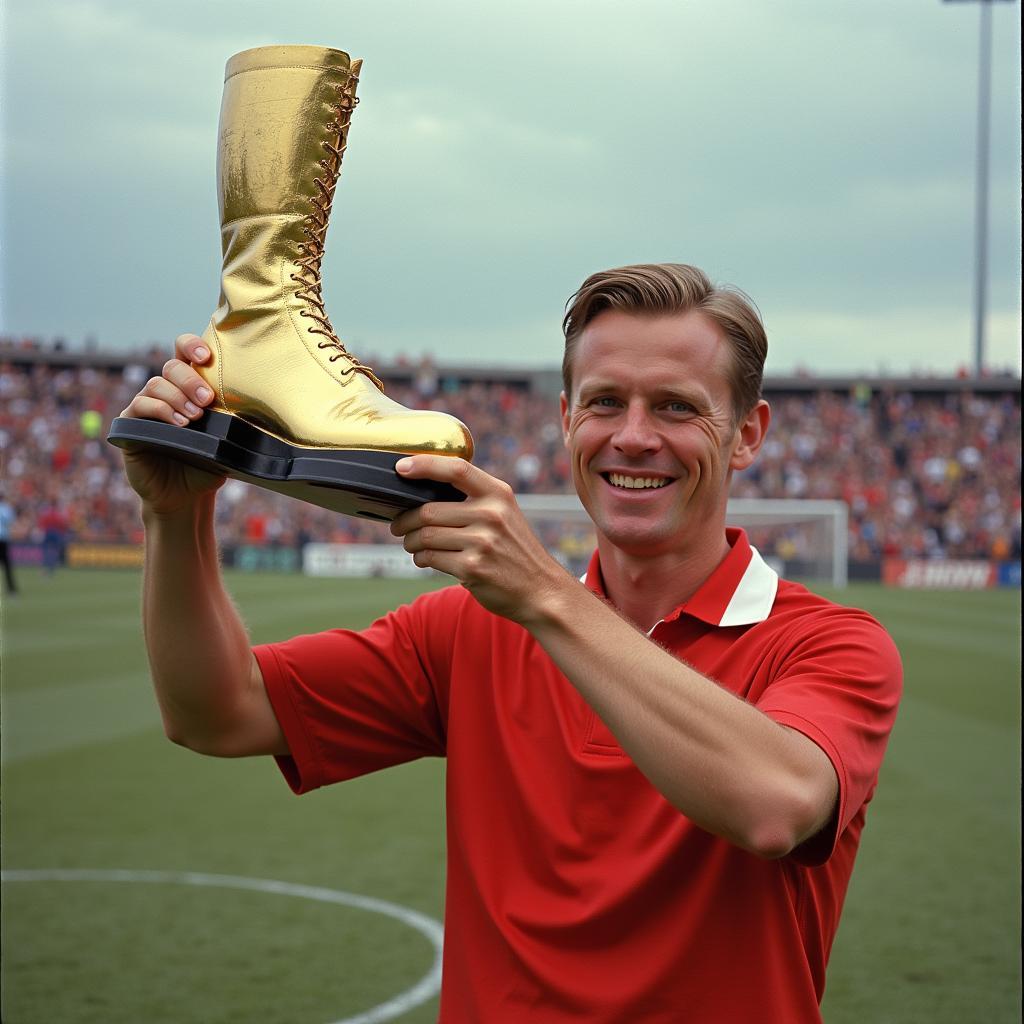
[754,605,903,865]
[253,588,460,794]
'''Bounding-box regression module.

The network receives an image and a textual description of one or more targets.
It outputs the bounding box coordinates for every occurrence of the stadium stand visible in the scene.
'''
[1,336,1020,578]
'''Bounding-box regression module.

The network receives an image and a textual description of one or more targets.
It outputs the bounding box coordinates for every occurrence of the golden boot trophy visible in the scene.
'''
[109,45,473,520]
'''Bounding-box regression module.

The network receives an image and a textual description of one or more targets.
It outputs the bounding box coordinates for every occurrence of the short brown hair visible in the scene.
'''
[561,263,767,423]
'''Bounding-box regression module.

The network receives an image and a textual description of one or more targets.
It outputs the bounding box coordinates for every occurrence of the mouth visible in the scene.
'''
[600,472,676,491]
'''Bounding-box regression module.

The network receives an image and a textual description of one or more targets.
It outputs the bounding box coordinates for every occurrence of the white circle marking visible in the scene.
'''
[1,868,444,1024]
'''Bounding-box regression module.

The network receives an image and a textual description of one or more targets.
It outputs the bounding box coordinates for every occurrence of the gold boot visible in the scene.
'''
[110,45,473,521]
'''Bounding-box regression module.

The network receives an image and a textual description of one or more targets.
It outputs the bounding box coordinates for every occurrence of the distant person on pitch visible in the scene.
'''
[0,488,18,595]
[119,263,902,1023]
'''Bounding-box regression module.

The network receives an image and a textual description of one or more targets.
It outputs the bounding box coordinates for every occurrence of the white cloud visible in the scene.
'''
[1,0,1019,375]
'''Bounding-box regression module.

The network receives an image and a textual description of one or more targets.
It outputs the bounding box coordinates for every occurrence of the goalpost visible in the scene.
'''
[516,494,849,588]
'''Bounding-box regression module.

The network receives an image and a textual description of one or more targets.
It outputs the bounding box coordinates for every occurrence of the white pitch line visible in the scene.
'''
[1,868,444,1024]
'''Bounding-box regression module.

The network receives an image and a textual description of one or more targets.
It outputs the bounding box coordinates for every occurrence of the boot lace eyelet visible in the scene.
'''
[288,63,384,394]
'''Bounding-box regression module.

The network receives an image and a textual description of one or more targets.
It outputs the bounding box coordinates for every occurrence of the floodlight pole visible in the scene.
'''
[971,0,993,377]
[943,0,1005,377]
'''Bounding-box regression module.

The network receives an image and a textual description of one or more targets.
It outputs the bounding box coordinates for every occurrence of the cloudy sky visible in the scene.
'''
[1,0,1020,376]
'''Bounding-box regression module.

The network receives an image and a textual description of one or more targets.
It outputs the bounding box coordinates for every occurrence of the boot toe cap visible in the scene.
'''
[400,412,474,461]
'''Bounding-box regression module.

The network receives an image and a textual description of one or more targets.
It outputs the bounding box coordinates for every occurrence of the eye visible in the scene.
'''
[666,400,694,414]
[592,396,621,408]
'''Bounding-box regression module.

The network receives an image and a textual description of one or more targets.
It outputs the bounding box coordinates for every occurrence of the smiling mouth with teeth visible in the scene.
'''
[604,473,672,490]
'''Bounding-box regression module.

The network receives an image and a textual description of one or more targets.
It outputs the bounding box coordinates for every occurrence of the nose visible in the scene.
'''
[611,401,662,457]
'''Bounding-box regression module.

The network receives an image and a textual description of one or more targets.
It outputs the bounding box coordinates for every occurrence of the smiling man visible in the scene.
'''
[121,262,902,1023]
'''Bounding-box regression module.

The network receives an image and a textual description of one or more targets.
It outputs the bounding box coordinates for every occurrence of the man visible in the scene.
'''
[0,487,18,595]
[121,263,901,1023]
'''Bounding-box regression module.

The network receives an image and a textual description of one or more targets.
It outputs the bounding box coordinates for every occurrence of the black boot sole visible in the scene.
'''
[107,411,465,521]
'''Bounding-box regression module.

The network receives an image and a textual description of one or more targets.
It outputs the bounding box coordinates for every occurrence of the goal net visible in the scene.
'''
[516,494,849,588]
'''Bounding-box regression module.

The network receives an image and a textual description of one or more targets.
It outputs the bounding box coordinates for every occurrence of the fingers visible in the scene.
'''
[409,548,464,576]
[393,512,472,582]
[174,333,212,366]
[396,455,510,500]
[391,498,480,538]
[400,522,479,555]
[161,357,215,410]
[122,375,206,426]
[120,334,216,422]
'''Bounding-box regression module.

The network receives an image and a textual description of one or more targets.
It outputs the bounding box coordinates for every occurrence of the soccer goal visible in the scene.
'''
[516,494,849,588]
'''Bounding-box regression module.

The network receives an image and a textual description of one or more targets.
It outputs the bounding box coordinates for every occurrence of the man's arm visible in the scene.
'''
[520,585,837,858]
[121,334,287,758]
[391,456,838,859]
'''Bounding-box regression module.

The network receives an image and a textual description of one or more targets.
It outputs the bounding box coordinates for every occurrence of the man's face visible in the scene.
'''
[561,308,755,558]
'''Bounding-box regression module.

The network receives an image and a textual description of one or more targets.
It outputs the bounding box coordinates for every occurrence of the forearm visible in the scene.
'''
[527,581,837,858]
[141,494,255,752]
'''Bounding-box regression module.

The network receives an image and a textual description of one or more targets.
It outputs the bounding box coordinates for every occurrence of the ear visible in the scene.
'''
[559,391,571,446]
[729,400,770,471]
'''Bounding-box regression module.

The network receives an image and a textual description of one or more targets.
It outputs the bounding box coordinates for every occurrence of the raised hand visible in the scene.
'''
[390,456,571,625]
[119,334,225,516]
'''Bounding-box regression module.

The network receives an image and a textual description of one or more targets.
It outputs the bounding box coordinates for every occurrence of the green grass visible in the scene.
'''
[2,570,1020,1023]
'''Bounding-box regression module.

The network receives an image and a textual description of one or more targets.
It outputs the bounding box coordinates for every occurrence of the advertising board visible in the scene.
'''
[302,543,433,579]
[882,559,1021,590]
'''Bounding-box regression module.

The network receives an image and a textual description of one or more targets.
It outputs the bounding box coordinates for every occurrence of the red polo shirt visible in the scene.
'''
[255,529,901,1023]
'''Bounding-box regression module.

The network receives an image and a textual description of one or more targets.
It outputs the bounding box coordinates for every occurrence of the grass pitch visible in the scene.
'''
[2,569,1020,1023]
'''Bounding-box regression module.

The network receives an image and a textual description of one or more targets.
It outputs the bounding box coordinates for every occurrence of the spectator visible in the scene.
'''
[0,345,1019,564]
[37,495,70,576]
[0,487,17,595]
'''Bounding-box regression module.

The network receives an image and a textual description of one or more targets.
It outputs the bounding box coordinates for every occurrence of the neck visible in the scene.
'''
[596,531,732,632]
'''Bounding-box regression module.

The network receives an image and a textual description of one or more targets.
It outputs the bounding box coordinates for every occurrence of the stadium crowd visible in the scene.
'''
[1,346,1020,568]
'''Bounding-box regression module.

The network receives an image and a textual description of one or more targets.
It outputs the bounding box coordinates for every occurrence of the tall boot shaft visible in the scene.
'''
[213,45,358,334]
[219,45,357,227]
[196,45,473,459]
